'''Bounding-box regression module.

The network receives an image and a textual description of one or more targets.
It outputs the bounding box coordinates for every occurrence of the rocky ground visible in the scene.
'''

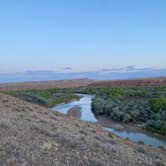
[0,93,166,166]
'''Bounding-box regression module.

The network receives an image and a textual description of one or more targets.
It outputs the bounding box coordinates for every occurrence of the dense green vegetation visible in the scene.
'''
[149,98,166,112]
[75,86,166,135]
[3,88,79,107]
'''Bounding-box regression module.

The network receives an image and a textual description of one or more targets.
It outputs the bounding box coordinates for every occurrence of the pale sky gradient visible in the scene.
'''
[0,0,166,73]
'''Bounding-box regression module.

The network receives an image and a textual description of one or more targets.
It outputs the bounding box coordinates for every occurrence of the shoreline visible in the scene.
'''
[96,116,166,142]
[67,106,82,119]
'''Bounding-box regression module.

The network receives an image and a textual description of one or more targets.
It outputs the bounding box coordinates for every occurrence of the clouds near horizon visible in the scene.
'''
[0,0,165,73]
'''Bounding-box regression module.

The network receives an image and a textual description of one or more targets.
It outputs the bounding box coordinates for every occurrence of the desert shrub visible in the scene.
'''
[92,97,107,115]
[20,92,48,106]
[108,132,114,138]
[137,141,144,145]
[122,113,132,122]
[87,160,104,166]
[156,161,165,166]
[110,109,124,121]
[145,120,166,135]
[108,88,124,100]
[89,86,166,135]
[0,119,11,129]
[149,98,166,112]
[5,88,79,107]
[137,147,146,153]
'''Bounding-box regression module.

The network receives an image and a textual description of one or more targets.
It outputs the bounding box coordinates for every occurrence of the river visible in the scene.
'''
[52,94,166,148]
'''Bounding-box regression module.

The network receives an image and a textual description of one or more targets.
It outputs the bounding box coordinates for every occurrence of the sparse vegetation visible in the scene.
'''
[0,119,11,129]
[137,147,146,153]
[108,132,114,138]
[156,161,166,166]
[0,86,166,165]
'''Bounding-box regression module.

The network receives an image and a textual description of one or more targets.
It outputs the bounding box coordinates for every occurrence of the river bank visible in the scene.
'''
[97,116,166,138]
[52,94,166,149]
[67,106,82,118]
[97,116,166,148]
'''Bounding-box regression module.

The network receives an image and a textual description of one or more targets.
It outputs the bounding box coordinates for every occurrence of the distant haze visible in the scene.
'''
[0,66,165,83]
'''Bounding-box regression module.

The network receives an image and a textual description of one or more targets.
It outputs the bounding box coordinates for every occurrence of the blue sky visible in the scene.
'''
[0,0,166,73]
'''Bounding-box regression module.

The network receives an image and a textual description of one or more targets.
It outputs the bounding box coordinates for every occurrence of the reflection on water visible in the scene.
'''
[105,127,166,148]
[52,94,166,148]
[52,94,97,122]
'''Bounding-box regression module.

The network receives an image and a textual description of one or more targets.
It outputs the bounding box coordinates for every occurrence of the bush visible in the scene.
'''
[122,113,132,122]
[87,86,166,135]
[137,147,146,153]
[145,120,166,135]
[149,98,166,112]
[5,89,80,108]
[20,92,48,106]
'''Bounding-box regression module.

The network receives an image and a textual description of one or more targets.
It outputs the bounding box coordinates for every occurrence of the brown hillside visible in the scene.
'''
[0,93,165,165]
[0,78,94,91]
[90,77,166,87]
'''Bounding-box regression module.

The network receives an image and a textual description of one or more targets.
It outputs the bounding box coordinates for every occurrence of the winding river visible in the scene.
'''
[52,94,166,148]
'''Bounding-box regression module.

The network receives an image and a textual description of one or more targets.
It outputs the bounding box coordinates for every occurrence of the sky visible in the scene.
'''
[0,0,166,73]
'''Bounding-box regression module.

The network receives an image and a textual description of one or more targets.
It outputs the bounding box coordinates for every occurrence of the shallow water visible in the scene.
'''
[52,94,97,122]
[105,127,166,148]
[52,94,166,148]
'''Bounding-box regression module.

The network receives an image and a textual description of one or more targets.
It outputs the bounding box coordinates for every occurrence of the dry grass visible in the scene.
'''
[0,93,165,166]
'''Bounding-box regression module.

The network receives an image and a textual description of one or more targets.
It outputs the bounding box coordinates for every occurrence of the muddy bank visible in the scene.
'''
[67,106,81,118]
[97,116,144,132]
[97,116,166,137]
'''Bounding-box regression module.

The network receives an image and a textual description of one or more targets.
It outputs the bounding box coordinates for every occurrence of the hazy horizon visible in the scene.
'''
[0,66,165,83]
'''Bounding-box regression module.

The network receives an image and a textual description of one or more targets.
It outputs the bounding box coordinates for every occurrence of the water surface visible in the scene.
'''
[52,94,166,148]
[52,94,97,122]
[105,127,166,148]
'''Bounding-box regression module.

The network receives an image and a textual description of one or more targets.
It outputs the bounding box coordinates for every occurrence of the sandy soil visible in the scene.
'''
[67,106,82,119]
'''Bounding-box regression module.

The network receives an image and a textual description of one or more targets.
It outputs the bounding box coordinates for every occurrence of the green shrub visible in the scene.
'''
[137,147,146,153]
[4,88,80,108]
[149,98,166,112]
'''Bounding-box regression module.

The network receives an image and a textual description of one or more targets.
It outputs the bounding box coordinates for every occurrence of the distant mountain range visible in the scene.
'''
[0,66,166,83]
